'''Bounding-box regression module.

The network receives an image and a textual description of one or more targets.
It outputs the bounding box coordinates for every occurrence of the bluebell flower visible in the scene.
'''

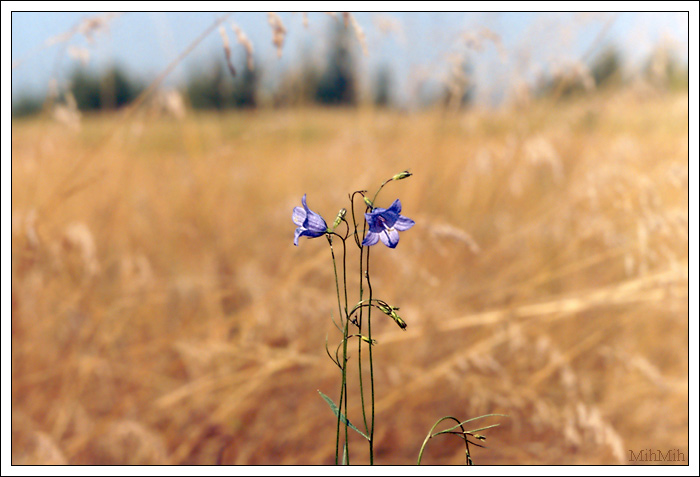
[362,199,415,248]
[292,194,329,246]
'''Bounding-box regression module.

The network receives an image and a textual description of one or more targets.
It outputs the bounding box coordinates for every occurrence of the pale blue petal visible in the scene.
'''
[292,206,306,226]
[394,215,415,231]
[295,194,327,238]
[362,231,380,247]
[294,227,304,246]
[379,228,400,248]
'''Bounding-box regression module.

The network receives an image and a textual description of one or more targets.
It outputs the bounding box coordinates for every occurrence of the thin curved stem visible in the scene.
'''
[417,416,471,465]
[371,178,392,205]
[349,191,366,248]
[327,235,346,338]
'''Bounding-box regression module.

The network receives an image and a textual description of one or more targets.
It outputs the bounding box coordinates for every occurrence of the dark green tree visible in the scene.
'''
[11,93,44,117]
[315,23,357,105]
[68,65,143,110]
[69,67,102,110]
[589,45,623,87]
[231,65,258,108]
[373,65,393,107]
[186,62,227,110]
[185,56,259,110]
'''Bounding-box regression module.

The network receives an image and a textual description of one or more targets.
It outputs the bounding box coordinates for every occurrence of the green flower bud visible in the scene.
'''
[376,302,407,330]
[376,302,391,314]
[390,310,407,330]
[332,208,347,230]
[361,335,377,345]
[363,197,373,209]
[392,170,412,181]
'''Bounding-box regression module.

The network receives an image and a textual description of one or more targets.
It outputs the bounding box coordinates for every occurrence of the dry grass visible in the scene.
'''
[11,90,688,464]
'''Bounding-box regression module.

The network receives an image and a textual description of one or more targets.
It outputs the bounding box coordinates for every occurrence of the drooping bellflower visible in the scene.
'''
[292,194,329,246]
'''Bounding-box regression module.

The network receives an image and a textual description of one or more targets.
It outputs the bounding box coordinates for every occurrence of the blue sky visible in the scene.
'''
[11,11,689,105]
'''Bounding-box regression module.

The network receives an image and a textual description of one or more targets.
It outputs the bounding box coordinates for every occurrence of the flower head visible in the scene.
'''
[292,194,328,246]
[362,199,415,248]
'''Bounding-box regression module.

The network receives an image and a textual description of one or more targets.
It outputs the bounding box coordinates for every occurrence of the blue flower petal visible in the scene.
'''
[394,215,415,231]
[362,231,380,247]
[379,228,400,248]
[292,206,306,226]
[366,209,398,230]
[365,211,383,233]
[382,211,400,228]
[294,227,304,246]
[292,194,328,245]
[387,199,402,215]
[362,199,414,248]
[304,210,328,235]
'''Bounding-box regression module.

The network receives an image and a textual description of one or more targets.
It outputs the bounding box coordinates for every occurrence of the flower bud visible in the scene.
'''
[376,302,407,330]
[390,310,407,330]
[360,335,377,345]
[392,170,412,181]
[376,302,391,314]
[363,197,373,209]
[332,208,347,230]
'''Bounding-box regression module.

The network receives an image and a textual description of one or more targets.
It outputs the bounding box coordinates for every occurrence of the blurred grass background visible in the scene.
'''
[10,11,689,465]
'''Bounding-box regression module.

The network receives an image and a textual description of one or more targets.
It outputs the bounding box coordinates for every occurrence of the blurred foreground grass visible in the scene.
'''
[11,90,688,464]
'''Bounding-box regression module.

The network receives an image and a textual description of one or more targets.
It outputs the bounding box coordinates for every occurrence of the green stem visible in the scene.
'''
[328,235,346,335]
[417,416,471,465]
[365,247,375,465]
[339,237,350,465]
[358,232,370,463]
[358,313,369,434]
[328,235,349,465]
[370,178,392,206]
[347,182,395,465]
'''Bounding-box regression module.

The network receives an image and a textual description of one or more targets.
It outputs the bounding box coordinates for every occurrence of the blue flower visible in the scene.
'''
[362,199,415,248]
[292,194,329,246]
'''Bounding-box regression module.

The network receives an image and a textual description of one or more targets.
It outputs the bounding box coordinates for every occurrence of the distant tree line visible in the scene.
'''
[11,32,689,118]
[12,66,145,117]
[535,44,689,99]
[186,23,362,109]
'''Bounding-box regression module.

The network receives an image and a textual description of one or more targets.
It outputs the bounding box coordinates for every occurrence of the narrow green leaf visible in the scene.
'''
[434,422,501,437]
[433,414,508,436]
[325,336,341,369]
[318,390,369,440]
[329,311,343,333]
[467,423,501,434]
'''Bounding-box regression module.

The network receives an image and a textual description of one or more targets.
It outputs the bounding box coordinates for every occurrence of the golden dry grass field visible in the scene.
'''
[11,90,688,465]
